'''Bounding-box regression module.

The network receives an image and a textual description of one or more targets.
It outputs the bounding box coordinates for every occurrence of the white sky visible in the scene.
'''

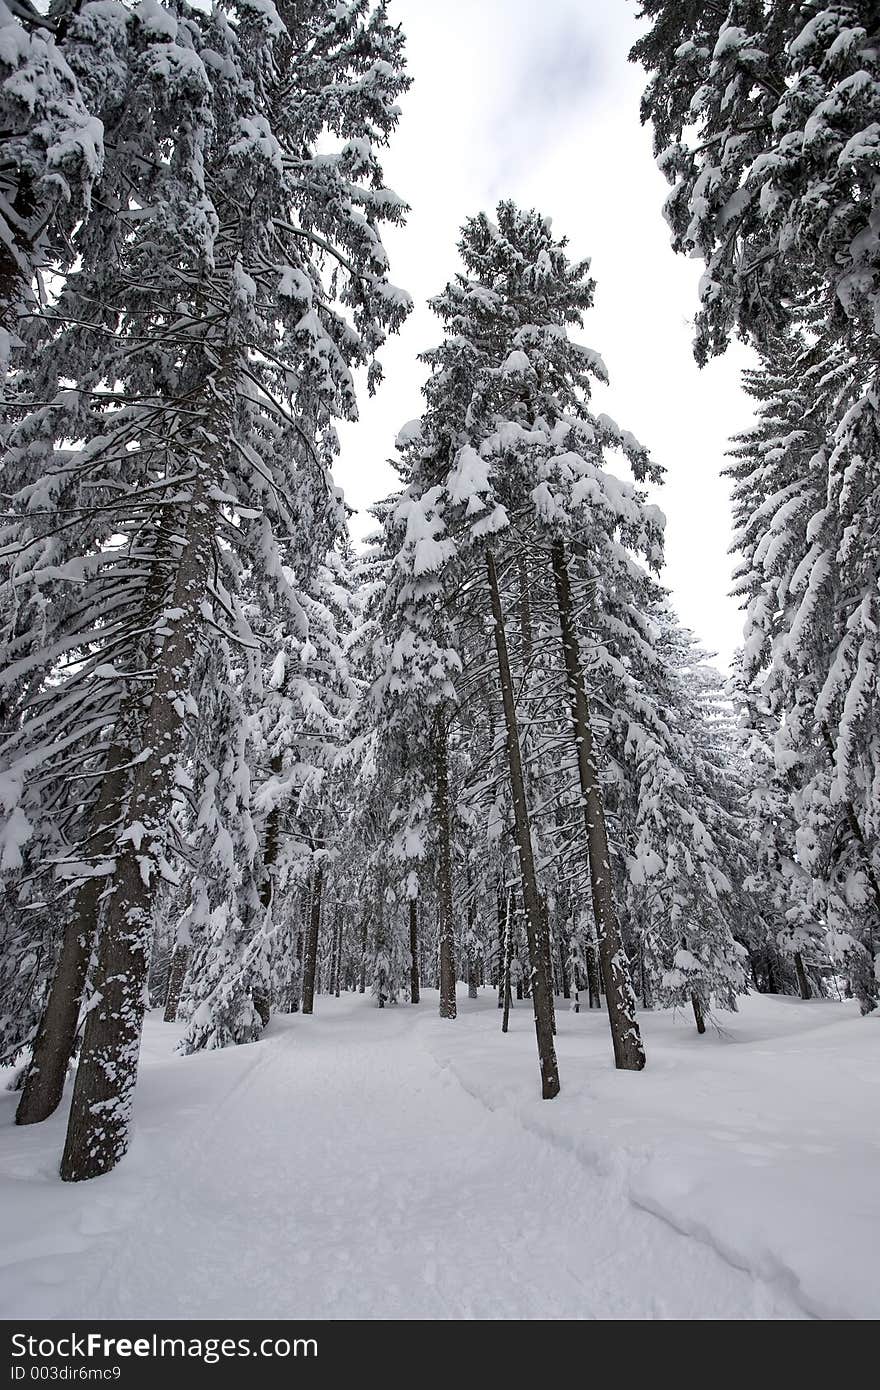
[335,0,755,668]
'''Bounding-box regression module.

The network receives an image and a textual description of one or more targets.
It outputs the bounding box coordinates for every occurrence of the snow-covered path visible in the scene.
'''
[1,990,876,1319]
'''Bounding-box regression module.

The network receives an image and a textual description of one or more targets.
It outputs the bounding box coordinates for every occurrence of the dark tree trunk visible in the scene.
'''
[586,936,602,1009]
[539,897,556,1033]
[496,887,506,1008]
[329,907,339,998]
[16,753,127,1126]
[434,713,457,1020]
[639,940,652,1010]
[293,927,304,1007]
[259,753,283,912]
[560,922,571,1001]
[551,540,645,1072]
[163,943,190,1023]
[301,861,323,1015]
[334,915,342,999]
[409,898,420,1004]
[794,951,812,1001]
[466,886,478,1000]
[501,891,513,1033]
[291,891,307,1012]
[61,487,214,1182]
[692,992,707,1035]
[487,550,560,1099]
[375,892,386,1008]
[358,909,368,994]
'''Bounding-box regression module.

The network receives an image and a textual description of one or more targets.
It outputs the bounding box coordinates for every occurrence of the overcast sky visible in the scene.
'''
[335,0,755,668]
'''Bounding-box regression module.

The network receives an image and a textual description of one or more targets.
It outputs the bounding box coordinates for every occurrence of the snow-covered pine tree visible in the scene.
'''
[1,0,410,1178]
[620,612,750,1031]
[633,2,880,1013]
[727,333,877,1008]
[403,201,662,1072]
[363,481,463,1020]
[732,665,828,998]
[173,637,268,1053]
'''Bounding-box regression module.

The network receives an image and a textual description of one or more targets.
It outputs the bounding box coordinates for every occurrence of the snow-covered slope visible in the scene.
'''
[1,991,876,1319]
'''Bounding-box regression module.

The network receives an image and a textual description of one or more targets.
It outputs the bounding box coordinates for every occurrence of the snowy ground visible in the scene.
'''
[1,989,877,1320]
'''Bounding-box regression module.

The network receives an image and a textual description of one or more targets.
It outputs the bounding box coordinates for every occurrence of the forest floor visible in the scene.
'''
[1,989,877,1320]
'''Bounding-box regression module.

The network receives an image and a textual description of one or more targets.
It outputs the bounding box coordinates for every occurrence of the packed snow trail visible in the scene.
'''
[1,991,875,1319]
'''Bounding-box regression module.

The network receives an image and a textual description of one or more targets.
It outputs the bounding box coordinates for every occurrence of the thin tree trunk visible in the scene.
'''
[290,889,308,1012]
[540,896,556,1033]
[409,898,420,1004]
[496,886,506,1008]
[639,939,652,1010]
[586,935,602,1009]
[560,915,571,1001]
[301,861,323,1015]
[487,550,560,1099]
[259,754,283,913]
[434,712,457,1020]
[358,909,368,994]
[163,943,189,1023]
[334,915,342,998]
[466,881,478,1000]
[551,539,645,1071]
[16,751,127,1126]
[501,890,513,1033]
[329,904,339,998]
[255,754,281,1035]
[794,951,812,1001]
[374,890,387,1007]
[293,922,305,1009]
[692,992,706,1035]
[61,486,214,1182]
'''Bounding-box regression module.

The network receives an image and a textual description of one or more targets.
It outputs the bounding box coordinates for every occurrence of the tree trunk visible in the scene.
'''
[692,992,706,1035]
[434,713,457,1020]
[551,540,645,1072]
[255,755,282,1018]
[301,860,323,1015]
[358,908,368,994]
[639,939,652,1010]
[293,927,305,1010]
[259,753,283,912]
[501,890,513,1033]
[466,885,478,1000]
[539,897,556,1033]
[334,915,342,999]
[16,751,127,1126]
[289,890,307,1012]
[329,906,339,998]
[586,935,602,1009]
[496,887,506,1008]
[163,943,190,1023]
[794,951,812,1001]
[409,898,420,1004]
[560,922,571,1001]
[487,550,560,1099]
[61,487,214,1182]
